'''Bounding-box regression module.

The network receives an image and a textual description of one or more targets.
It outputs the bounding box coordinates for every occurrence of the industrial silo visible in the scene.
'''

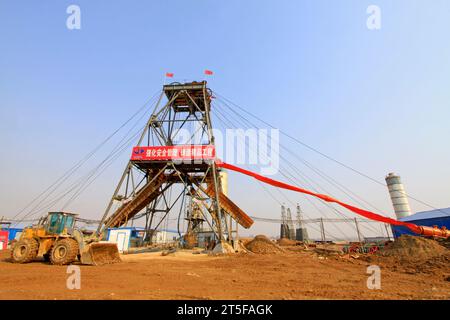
[385,172,412,220]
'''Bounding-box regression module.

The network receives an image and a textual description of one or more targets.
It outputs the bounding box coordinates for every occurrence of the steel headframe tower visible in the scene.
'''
[96,81,252,246]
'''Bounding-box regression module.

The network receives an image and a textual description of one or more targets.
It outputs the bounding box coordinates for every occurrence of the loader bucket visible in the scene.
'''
[80,242,121,266]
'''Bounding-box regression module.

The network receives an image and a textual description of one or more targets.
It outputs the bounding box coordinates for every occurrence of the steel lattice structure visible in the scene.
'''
[96,81,253,247]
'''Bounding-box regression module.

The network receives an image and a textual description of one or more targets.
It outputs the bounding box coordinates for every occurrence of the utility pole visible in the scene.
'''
[320,218,326,242]
[354,218,362,243]
[384,223,391,241]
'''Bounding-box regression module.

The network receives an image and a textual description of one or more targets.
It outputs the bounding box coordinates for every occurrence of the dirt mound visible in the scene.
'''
[441,238,450,249]
[239,237,254,246]
[277,238,297,246]
[362,236,450,276]
[245,235,284,254]
[377,235,447,262]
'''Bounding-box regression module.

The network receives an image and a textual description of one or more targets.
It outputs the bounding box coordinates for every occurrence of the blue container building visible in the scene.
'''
[391,207,450,238]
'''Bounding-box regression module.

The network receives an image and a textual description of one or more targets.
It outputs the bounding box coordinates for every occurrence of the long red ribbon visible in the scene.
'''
[216,161,422,235]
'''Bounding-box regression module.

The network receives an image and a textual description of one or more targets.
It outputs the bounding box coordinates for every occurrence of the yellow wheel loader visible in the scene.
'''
[11,212,121,265]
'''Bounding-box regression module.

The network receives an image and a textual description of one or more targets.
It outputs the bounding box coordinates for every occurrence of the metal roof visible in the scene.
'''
[400,207,450,221]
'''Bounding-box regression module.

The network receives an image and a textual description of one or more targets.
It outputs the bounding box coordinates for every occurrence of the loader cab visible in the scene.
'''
[46,212,77,234]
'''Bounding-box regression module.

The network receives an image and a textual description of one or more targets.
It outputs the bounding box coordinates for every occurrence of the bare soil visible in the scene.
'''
[377,235,447,261]
[277,238,298,246]
[0,245,449,300]
[362,235,450,280]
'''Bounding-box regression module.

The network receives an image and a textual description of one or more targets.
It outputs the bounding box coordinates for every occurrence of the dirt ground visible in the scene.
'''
[0,248,449,300]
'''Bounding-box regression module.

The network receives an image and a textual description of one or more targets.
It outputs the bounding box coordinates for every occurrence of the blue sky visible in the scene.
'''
[1,1,449,238]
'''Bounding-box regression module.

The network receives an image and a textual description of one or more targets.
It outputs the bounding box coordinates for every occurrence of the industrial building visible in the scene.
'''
[391,207,450,238]
[384,173,450,238]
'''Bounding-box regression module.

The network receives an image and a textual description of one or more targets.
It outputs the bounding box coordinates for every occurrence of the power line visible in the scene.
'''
[61,103,154,209]
[214,92,448,217]
[214,107,342,240]
[214,99,383,237]
[214,102,369,236]
[14,127,144,225]
[12,91,161,224]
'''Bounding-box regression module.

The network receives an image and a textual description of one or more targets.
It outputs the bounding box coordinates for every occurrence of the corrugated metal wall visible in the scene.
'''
[392,216,450,238]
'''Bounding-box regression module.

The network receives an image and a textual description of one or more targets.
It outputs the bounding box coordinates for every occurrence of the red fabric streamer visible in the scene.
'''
[204,69,213,75]
[216,161,423,235]
[165,72,174,78]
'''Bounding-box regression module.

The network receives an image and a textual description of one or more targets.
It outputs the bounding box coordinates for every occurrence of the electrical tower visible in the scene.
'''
[286,208,296,240]
[96,81,253,250]
[280,204,289,239]
[295,203,309,241]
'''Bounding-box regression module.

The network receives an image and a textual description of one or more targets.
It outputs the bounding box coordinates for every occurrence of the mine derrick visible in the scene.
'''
[97,81,254,250]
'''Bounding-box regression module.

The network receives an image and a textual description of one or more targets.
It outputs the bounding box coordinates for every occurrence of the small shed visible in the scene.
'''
[107,228,132,253]
[106,227,145,253]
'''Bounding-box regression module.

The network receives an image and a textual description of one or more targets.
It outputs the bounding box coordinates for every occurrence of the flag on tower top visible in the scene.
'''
[165,72,174,78]
[204,69,213,75]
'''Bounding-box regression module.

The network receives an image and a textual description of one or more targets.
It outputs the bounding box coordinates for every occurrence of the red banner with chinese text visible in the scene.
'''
[131,145,215,161]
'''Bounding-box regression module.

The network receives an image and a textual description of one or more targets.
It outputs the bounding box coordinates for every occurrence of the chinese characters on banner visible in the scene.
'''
[130,145,215,161]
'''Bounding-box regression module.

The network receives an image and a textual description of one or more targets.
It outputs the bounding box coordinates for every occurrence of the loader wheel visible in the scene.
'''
[50,238,79,265]
[11,238,39,263]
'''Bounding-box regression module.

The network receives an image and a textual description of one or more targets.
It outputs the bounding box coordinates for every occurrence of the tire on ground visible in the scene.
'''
[50,238,79,265]
[11,238,39,263]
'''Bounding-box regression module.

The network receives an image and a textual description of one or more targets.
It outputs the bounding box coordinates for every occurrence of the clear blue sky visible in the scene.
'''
[1,1,449,238]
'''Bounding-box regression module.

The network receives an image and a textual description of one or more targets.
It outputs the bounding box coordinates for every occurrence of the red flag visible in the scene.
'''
[165,72,174,78]
[204,69,213,75]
